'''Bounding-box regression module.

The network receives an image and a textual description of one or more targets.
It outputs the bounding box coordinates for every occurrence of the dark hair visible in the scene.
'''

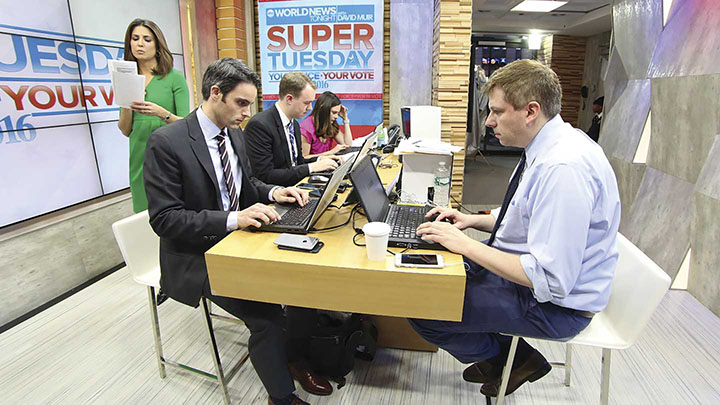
[201,58,261,101]
[593,96,604,107]
[279,72,316,98]
[312,92,341,140]
[123,19,173,77]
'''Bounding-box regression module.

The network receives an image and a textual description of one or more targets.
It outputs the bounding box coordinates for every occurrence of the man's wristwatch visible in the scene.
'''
[163,113,171,122]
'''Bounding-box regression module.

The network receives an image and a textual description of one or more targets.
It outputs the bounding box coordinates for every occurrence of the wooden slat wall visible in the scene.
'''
[549,35,587,127]
[215,0,248,60]
[434,0,471,206]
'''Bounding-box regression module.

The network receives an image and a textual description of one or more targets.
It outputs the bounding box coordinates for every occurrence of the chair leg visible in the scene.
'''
[201,297,231,405]
[600,348,611,405]
[146,286,166,378]
[564,344,573,387]
[496,336,519,405]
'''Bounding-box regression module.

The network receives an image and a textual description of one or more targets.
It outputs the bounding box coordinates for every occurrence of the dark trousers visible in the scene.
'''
[285,306,320,363]
[202,283,295,398]
[409,259,591,363]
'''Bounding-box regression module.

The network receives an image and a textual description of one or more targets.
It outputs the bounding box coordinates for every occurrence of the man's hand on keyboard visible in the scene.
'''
[273,186,309,206]
[425,207,470,230]
[310,156,339,173]
[416,220,471,254]
[237,203,281,228]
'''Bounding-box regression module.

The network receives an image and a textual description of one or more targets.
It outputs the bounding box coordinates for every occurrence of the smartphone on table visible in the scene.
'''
[394,253,444,268]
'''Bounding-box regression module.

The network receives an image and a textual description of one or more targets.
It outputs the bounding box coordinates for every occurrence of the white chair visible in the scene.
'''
[112,211,249,405]
[493,233,672,405]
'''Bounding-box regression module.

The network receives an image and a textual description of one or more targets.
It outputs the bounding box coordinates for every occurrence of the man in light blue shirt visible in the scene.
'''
[411,60,621,398]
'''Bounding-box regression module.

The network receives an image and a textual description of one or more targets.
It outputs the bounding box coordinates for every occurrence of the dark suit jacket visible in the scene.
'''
[144,109,274,307]
[245,104,317,186]
[587,114,601,142]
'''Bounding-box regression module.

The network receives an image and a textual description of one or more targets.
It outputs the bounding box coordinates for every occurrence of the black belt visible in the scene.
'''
[573,310,595,319]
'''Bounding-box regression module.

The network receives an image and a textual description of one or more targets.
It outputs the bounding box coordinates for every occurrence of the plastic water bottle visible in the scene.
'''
[377,126,387,146]
[433,161,450,207]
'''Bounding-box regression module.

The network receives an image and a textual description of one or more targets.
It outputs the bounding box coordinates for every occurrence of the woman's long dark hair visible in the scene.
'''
[123,18,173,77]
[312,91,341,140]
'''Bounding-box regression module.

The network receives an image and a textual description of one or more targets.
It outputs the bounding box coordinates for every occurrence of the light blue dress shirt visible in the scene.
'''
[491,115,621,312]
[196,106,275,231]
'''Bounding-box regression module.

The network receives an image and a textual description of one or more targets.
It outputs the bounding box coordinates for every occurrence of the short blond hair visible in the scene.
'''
[483,59,562,118]
[279,72,317,98]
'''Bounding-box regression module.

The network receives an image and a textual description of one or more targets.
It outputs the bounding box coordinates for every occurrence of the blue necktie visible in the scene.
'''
[487,152,526,246]
[288,121,298,166]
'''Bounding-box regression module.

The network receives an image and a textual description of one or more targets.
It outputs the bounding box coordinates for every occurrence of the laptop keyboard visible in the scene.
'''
[275,199,319,226]
[386,205,430,239]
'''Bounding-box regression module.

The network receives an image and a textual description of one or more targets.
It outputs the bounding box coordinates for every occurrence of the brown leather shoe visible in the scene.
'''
[480,349,551,397]
[267,394,310,405]
[288,362,333,396]
[463,360,503,384]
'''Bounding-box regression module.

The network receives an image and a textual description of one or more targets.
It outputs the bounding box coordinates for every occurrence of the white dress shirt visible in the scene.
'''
[275,102,300,168]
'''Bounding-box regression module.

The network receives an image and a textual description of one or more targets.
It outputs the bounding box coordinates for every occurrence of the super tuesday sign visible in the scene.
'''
[259,2,382,89]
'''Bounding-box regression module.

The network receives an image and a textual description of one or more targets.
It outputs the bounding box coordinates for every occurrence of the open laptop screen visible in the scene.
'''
[349,155,389,222]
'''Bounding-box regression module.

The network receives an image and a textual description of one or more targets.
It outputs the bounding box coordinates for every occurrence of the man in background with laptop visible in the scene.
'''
[144,58,331,405]
[245,72,344,187]
[409,60,621,398]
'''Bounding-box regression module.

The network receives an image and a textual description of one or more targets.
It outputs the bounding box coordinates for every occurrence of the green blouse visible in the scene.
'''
[127,68,190,213]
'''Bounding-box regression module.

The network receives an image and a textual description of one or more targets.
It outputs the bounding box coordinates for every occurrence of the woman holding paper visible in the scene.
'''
[118,18,189,213]
[299,91,353,159]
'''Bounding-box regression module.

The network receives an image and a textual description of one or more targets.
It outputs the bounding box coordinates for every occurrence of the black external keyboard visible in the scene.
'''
[386,205,430,239]
[275,199,319,226]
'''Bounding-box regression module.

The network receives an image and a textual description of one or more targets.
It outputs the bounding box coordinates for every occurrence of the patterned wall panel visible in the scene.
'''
[602,46,629,116]
[695,136,720,200]
[649,74,720,184]
[598,79,650,161]
[620,167,694,280]
[648,0,720,78]
[689,192,720,316]
[609,157,646,227]
[612,0,663,80]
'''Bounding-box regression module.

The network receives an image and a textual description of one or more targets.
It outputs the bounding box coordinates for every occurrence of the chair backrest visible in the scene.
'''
[602,233,671,346]
[111,210,160,286]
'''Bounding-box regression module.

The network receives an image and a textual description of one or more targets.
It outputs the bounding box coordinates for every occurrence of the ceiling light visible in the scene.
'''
[512,1,567,13]
[528,32,543,49]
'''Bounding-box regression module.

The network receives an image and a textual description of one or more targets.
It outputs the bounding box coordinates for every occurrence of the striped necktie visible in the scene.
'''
[215,131,240,211]
[287,121,298,166]
[487,152,526,246]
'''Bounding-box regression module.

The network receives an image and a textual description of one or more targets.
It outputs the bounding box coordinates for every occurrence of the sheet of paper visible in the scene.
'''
[108,60,144,108]
[394,139,463,155]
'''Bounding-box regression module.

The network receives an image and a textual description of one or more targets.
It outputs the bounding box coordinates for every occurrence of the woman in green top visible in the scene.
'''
[118,18,190,212]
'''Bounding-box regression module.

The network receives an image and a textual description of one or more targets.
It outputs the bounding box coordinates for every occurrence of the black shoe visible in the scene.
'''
[480,349,551,397]
[156,289,168,306]
[463,359,503,384]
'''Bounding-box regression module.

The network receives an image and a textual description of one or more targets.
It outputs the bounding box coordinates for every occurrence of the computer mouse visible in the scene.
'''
[426,212,453,223]
[308,175,329,183]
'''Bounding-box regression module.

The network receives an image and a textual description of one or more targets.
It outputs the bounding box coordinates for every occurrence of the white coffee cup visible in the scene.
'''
[362,222,391,261]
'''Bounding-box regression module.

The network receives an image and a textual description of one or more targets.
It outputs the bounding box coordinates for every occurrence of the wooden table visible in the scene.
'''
[205,156,466,350]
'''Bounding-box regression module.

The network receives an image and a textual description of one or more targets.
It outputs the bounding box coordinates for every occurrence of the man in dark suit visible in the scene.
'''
[144,58,326,405]
[245,72,341,186]
[587,96,603,142]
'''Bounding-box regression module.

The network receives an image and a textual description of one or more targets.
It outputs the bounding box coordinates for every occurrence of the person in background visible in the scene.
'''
[245,72,342,187]
[299,91,353,159]
[587,96,604,142]
[411,60,620,399]
[118,18,190,213]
